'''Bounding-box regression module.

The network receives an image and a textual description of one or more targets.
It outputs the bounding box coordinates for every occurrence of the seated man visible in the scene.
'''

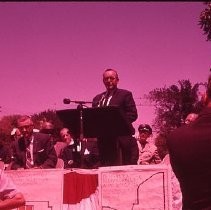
[39,120,66,157]
[136,124,161,165]
[59,128,100,169]
[11,115,57,170]
[0,169,25,209]
[80,137,100,169]
[59,128,81,168]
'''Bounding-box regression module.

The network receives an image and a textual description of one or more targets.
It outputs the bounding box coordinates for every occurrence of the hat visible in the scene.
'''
[138,124,152,134]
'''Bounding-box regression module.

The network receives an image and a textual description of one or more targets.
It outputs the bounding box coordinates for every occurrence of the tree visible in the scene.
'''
[31,109,63,141]
[0,114,21,146]
[154,133,169,160]
[199,2,211,41]
[145,80,205,135]
[32,109,63,131]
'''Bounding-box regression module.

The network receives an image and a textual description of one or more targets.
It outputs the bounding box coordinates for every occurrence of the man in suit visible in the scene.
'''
[59,127,81,168]
[92,68,138,166]
[167,75,211,209]
[11,115,57,170]
[59,128,100,169]
[80,137,100,169]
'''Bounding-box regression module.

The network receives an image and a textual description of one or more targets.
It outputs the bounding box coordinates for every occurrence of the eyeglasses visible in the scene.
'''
[103,77,117,81]
[18,125,33,130]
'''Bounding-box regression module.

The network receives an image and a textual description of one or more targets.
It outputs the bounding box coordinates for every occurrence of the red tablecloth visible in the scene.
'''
[63,171,98,204]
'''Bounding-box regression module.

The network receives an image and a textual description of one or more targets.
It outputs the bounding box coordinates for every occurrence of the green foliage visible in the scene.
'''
[0,115,21,146]
[199,2,211,41]
[145,80,205,135]
[32,109,63,141]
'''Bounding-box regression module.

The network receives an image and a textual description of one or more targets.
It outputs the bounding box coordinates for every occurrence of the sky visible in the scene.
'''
[0,2,210,130]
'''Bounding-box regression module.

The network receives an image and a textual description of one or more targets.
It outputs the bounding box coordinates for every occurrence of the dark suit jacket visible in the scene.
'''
[59,141,81,169]
[92,88,138,124]
[92,88,138,165]
[11,132,57,170]
[81,138,100,169]
[0,145,11,164]
[167,107,211,209]
[60,138,100,169]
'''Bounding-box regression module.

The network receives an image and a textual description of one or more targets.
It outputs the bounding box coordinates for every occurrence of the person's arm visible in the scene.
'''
[153,149,162,164]
[0,192,25,210]
[60,147,70,168]
[124,91,138,123]
[0,169,25,209]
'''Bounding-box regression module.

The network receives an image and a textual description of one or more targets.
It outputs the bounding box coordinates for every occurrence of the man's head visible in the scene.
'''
[103,69,119,91]
[40,121,54,135]
[60,128,73,145]
[17,116,34,139]
[138,124,152,144]
[184,113,198,125]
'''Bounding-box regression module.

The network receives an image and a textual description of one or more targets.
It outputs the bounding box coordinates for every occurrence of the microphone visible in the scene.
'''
[63,98,71,104]
[63,98,92,105]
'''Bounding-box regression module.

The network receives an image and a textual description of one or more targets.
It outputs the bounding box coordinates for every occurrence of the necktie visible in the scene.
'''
[26,138,33,169]
[102,94,112,107]
[99,95,105,107]
[103,95,109,107]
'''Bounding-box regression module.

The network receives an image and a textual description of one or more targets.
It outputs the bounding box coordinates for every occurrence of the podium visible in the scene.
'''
[56,106,134,138]
[56,106,135,166]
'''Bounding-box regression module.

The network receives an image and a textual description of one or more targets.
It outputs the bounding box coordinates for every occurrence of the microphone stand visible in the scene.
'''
[77,103,85,168]
[64,99,92,168]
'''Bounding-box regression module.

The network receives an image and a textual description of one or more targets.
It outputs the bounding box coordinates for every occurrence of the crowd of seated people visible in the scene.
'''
[0,116,102,170]
[0,114,170,170]
[1,112,201,171]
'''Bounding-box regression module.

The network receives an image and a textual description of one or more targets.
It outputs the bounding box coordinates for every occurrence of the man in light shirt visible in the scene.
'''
[137,124,161,165]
